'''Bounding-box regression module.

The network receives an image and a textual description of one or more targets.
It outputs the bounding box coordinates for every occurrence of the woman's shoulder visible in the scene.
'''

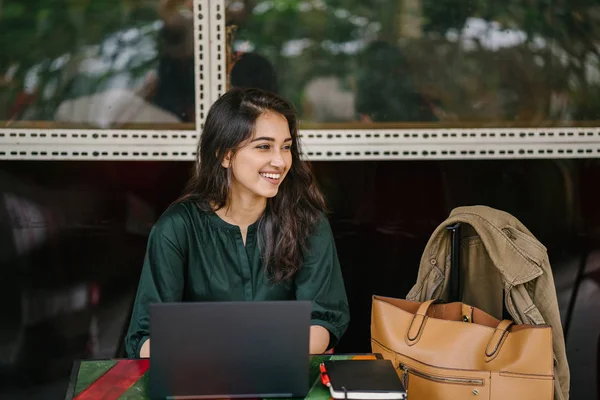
[309,212,333,239]
[153,199,207,234]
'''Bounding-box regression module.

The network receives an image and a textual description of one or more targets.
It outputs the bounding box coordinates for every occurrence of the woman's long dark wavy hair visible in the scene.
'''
[179,88,326,282]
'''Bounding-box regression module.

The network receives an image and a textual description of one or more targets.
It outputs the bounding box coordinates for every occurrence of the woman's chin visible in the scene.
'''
[257,187,280,199]
[264,189,280,198]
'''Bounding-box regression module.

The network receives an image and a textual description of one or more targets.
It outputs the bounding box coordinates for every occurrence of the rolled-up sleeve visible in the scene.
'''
[125,210,187,358]
[294,215,350,348]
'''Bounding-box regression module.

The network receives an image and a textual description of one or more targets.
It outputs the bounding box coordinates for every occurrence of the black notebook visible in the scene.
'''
[320,360,407,400]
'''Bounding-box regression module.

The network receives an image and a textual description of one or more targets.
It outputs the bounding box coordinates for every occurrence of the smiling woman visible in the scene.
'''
[125,88,350,358]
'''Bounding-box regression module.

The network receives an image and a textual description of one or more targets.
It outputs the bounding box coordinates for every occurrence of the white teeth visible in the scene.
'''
[260,173,281,179]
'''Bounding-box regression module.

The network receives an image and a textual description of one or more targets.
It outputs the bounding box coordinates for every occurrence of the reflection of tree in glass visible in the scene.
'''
[227,0,600,124]
[0,0,166,124]
[226,0,364,119]
[355,40,438,122]
[421,0,600,121]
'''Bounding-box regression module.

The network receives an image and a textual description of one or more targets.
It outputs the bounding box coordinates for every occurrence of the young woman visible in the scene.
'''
[125,88,350,358]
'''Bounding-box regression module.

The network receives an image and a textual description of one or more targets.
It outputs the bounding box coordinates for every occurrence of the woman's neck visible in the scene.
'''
[215,194,266,228]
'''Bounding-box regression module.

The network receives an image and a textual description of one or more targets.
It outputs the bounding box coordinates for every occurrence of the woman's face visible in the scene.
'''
[224,111,293,202]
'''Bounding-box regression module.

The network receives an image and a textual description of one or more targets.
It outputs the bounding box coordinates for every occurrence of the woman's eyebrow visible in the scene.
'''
[251,136,293,142]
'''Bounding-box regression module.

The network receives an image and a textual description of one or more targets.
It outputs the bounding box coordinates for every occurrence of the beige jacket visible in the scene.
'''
[406,206,569,400]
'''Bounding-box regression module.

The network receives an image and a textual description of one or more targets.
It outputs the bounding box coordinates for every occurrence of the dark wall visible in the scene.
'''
[1,159,599,398]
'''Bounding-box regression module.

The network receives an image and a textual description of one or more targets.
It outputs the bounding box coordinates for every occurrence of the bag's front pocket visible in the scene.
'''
[399,362,490,400]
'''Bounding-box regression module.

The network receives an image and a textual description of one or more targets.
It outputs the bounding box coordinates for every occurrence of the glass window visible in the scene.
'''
[226,0,600,128]
[0,0,197,130]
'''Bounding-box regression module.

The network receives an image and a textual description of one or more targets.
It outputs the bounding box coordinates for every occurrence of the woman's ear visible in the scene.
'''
[221,150,233,169]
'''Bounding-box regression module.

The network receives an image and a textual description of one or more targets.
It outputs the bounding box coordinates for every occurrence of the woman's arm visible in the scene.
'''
[295,216,351,352]
[125,208,188,358]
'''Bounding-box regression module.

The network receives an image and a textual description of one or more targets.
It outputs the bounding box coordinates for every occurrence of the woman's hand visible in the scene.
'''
[309,325,330,354]
[140,339,151,358]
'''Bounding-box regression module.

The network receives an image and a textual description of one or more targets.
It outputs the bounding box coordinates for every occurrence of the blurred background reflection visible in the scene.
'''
[0,0,196,129]
[226,0,600,127]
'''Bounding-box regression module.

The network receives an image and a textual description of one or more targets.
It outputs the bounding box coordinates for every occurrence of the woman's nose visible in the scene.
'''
[270,154,284,167]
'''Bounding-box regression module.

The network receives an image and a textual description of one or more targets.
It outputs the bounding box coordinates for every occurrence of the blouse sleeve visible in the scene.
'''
[294,215,350,348]
[124,206,188,358]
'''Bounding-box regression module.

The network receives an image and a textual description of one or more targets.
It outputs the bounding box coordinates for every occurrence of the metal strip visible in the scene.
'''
[3,141,600,161]
[299,141,600,161]
[0,144,197,161]
[0,129,197,145]
[195,0,211,130]
[298,127,600,144]
[2,127,600,145]
[208,0,226,104]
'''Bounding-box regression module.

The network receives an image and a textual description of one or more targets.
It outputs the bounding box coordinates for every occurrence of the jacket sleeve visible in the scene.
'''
[528,262,570,400]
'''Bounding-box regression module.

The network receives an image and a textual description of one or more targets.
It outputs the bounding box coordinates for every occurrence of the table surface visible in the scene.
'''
[64,354,380,400]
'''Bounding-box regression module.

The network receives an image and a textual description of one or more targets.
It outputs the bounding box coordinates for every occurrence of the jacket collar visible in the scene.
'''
[437,206,544,286]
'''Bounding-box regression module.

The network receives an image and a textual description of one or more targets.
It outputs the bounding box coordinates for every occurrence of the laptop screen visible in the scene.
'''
[149,301,311,399]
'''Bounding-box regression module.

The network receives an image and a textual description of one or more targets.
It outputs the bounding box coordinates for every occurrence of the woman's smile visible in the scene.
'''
[259,171,283,185]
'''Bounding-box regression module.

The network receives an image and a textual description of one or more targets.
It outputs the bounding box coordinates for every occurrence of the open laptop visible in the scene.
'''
[149,301,312,399]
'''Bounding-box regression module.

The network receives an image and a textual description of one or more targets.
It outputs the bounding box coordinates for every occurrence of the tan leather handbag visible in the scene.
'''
[371,296,554,399]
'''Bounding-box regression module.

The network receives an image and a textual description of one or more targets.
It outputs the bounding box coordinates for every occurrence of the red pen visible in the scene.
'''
[319,363,331,386]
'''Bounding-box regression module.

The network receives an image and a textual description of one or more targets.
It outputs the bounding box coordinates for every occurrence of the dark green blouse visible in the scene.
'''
[125,201,350,358]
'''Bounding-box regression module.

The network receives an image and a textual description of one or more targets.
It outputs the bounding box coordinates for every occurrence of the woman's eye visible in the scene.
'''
[282,145,292,151]
[256,144,270,150]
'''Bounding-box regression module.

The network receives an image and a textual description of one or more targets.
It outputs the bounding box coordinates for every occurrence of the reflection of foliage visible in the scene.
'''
[450,0,600,120]
[228,0,600,123]
[228,0,380,114]
[0,0,161,121]
[421,0,478,34]
[3,0,598,123]
[355,41,437,122]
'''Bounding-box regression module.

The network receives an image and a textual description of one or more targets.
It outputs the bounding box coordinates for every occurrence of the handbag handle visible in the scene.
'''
[484,319,514,361]
[406,299,441,345]
[406,300,515,360]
